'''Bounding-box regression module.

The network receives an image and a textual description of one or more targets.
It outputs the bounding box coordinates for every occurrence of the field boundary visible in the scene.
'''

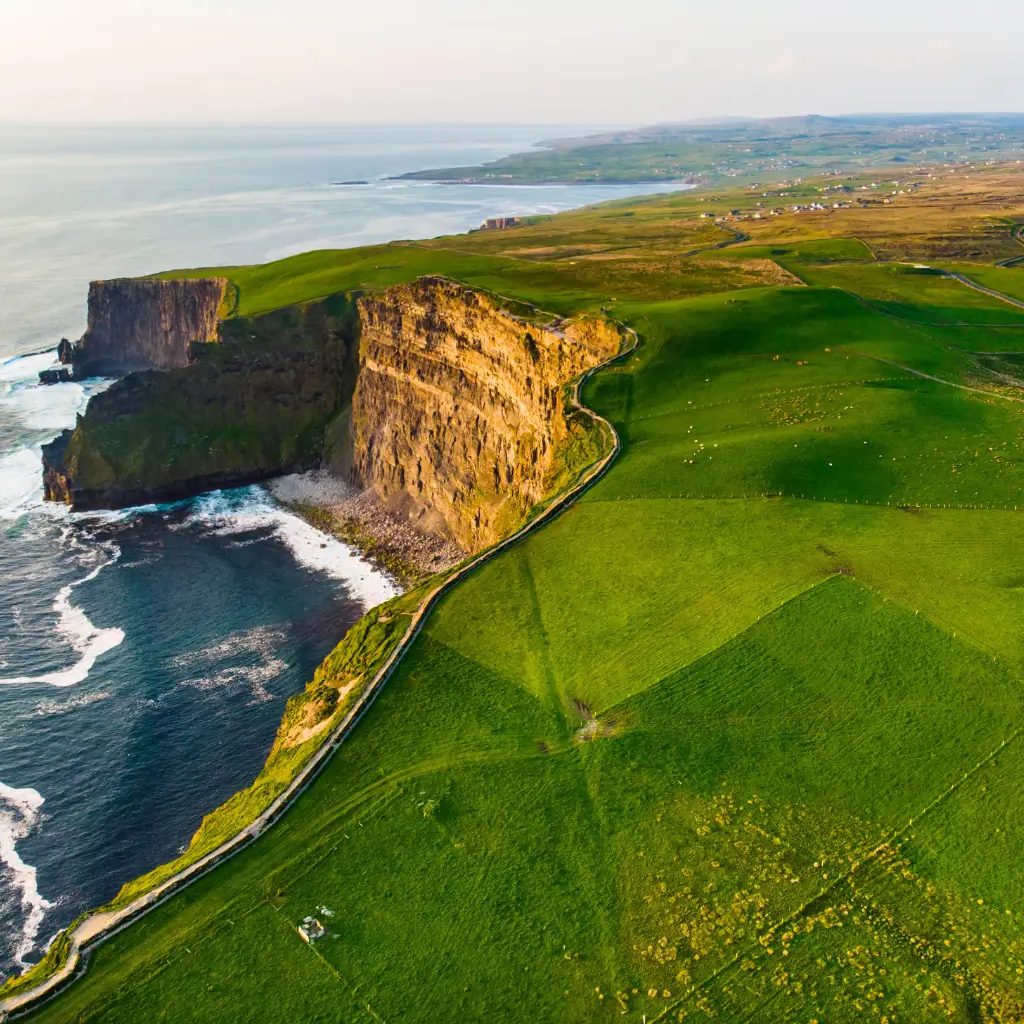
[943,268,1024,311]
[0,307,638,1022]
[847,348,1024,404]
[995,224,1024,268]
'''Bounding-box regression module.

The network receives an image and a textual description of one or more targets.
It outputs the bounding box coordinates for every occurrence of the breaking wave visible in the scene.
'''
[0,783,52,968]
[182,487,399,607]
[0,351,113,522]
[0,545,125,688]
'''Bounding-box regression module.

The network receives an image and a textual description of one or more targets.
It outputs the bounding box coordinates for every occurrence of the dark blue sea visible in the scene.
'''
[0,123,686,979]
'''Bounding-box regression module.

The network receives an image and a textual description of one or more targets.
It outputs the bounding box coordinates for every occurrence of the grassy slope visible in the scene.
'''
[19,168,1024,1022]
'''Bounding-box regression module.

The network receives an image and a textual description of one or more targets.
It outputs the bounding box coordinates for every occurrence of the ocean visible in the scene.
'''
[0,123,683,979]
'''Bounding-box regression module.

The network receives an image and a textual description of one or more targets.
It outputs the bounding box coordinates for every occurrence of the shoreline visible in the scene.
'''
[265,472,465,588]
[0,316,637,1020]
[392,175,702,187]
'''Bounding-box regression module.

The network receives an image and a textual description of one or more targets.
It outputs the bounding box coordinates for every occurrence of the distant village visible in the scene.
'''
[697,177,924,222]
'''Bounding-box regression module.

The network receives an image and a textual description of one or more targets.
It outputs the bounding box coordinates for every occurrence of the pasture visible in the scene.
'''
[15,166,1024,1022]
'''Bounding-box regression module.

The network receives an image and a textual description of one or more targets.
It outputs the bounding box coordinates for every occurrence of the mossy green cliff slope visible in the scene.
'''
[43,292,361,508]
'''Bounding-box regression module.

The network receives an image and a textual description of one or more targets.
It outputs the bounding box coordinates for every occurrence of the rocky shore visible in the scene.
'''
[266,472,465,587]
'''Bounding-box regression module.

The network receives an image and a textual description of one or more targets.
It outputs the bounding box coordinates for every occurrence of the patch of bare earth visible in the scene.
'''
[283,680,359,748]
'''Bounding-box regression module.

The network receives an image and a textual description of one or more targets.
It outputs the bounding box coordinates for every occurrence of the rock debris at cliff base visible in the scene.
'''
[267,472,465,585]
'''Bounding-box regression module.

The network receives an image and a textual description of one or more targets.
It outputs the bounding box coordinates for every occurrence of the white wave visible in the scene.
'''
[0,547,125,688]
[183,487,398,607]
[7,379,90,433]
[0,445,47,520]
[0,782,52,968]
[0,351,113,521]
[0,351,58,383]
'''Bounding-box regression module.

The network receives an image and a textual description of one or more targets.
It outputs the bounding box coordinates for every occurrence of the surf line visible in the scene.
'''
[0,546,124,688]
[0,784,52,969]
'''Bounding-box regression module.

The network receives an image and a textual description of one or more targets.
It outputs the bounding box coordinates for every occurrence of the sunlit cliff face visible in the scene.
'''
[351,277,620,551]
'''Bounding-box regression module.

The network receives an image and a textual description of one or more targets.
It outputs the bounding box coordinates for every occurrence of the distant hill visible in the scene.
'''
[398,112,1024,184]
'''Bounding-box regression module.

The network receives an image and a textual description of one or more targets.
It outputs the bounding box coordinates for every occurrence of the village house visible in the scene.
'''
[481,217,520,230]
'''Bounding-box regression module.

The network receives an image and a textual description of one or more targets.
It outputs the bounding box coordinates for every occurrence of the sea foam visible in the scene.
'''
[184,487,399,608]
[173,624,288,705]
[0,351,112,522]
[0,782,52,968]
[0,546,125,688]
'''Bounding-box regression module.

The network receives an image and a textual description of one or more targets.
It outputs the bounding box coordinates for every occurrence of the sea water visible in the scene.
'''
[0,123,685,978]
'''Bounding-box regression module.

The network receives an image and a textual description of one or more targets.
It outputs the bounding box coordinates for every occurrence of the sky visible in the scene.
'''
[0,0,1020,124]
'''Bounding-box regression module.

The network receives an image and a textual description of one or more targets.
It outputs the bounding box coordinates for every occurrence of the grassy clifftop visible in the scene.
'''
[15,163,1024,1022]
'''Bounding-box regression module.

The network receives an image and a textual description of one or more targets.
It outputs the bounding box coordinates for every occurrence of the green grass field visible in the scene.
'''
[14,173,1024,1022]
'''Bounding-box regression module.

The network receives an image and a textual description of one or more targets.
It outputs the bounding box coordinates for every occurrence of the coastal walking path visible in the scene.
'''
[0,318,638,1022]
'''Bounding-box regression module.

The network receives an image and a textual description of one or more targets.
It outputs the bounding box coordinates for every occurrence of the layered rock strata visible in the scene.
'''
[350,277,621,550]
[64,278,229,377]
[42,276,622,554]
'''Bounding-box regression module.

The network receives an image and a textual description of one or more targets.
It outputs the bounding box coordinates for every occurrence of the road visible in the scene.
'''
[943,269,1024,311]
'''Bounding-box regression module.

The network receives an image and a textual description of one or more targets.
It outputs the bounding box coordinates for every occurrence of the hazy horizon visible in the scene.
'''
[2,0,1020,124]
[2,112,1024,129]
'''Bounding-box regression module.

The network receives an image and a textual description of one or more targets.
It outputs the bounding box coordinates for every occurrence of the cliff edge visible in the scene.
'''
[42,277,622,553]
[43,293,361,508]
[352,277,622,550]
[64,277,229,377]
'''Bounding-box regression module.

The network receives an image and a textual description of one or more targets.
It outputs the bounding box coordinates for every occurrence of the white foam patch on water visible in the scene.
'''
[173,624,287,705]
[184,487,398,608]
[11,381,91,434]
[0,350,113,522]
[0,445,47,519]
[0,352,57,384]
[0,782,52,968]
[0,547,125,688]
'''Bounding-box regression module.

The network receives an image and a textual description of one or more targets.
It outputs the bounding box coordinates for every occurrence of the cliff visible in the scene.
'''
[43,294,360,508]
[65,278,229,377]
[350,278,622,550]
[42,278,622,548]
